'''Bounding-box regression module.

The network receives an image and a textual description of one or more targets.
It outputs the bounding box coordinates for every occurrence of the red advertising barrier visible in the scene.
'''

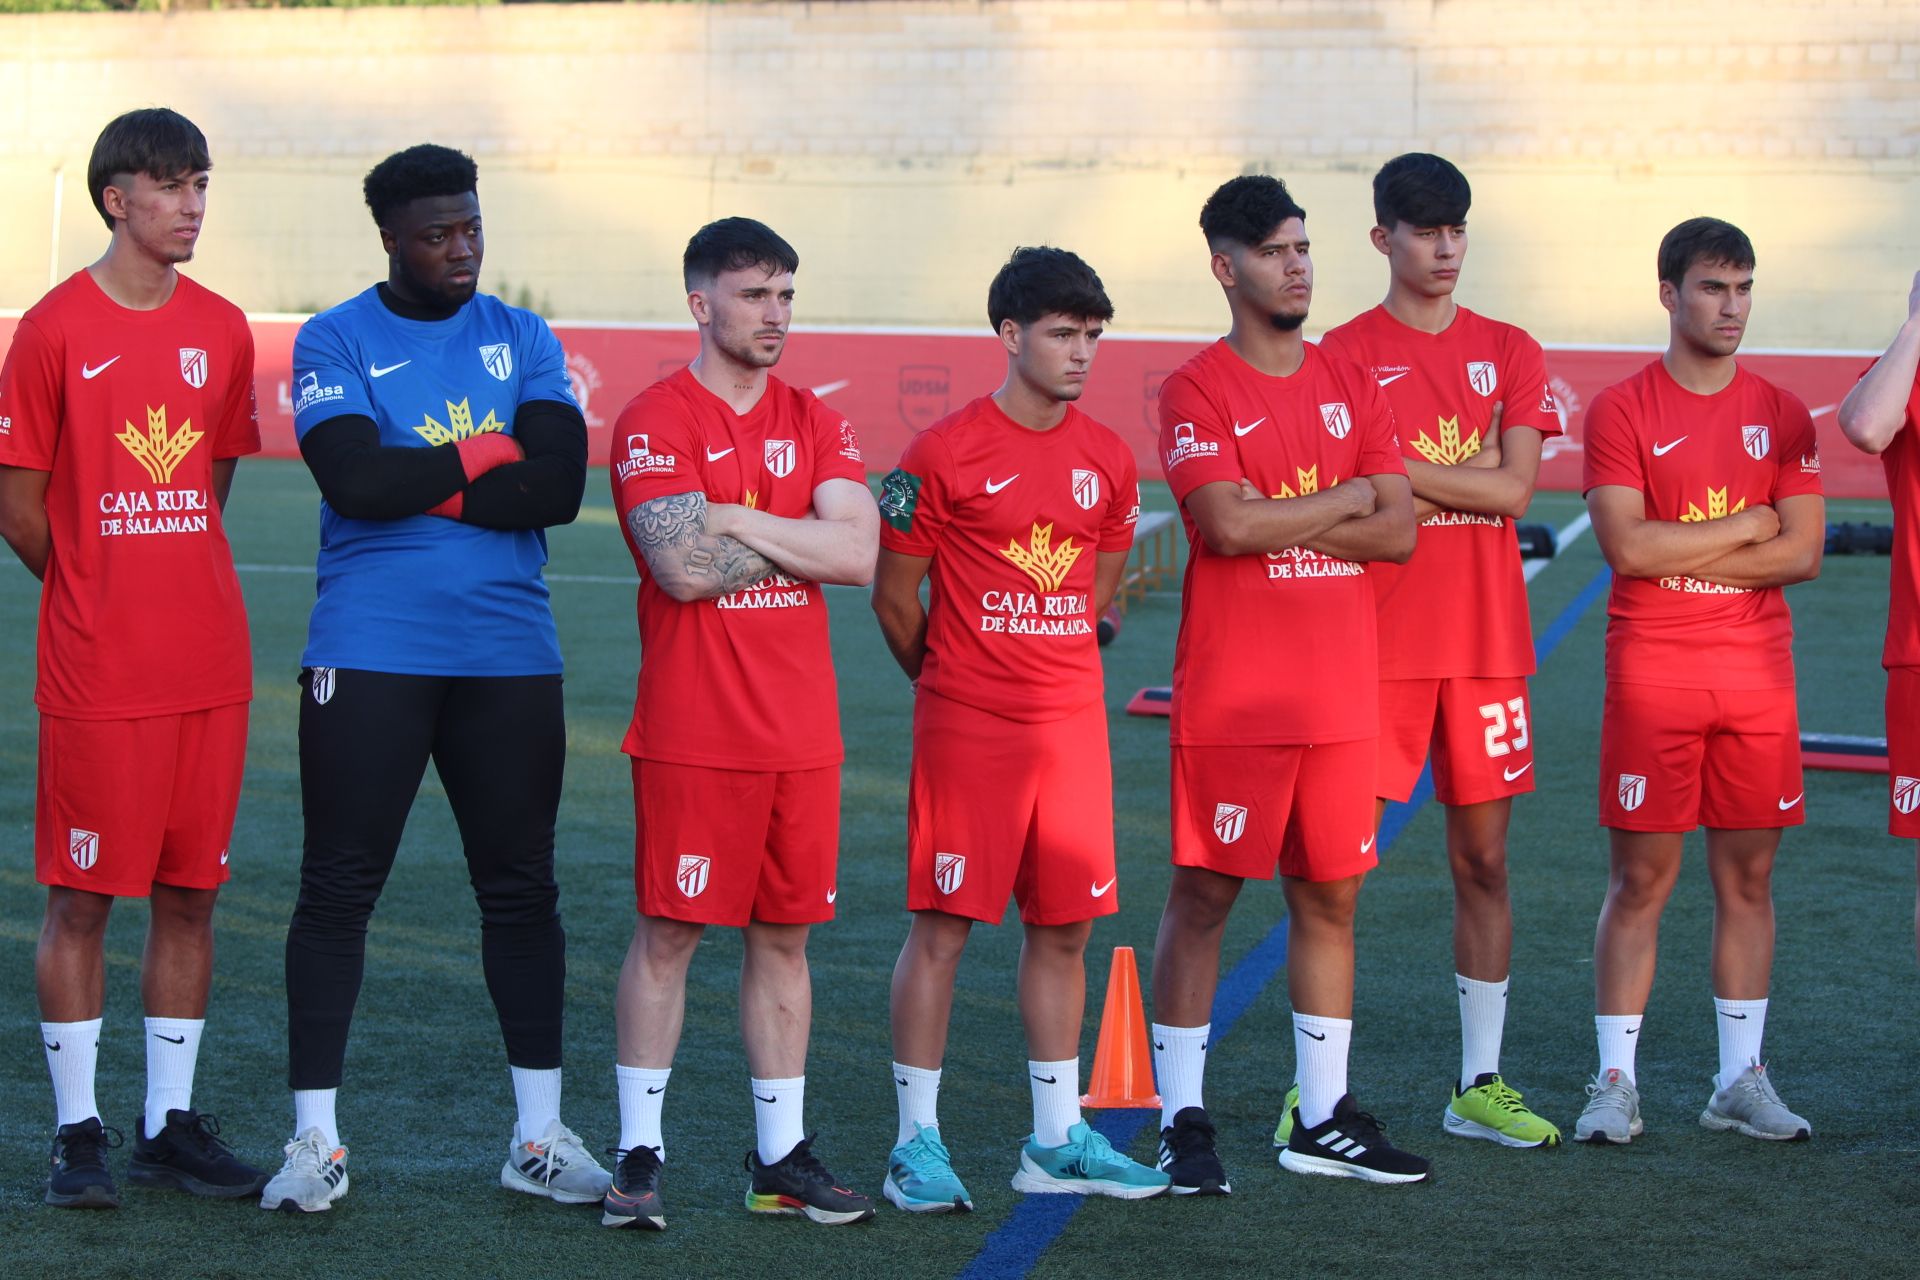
[0,314,1890,499]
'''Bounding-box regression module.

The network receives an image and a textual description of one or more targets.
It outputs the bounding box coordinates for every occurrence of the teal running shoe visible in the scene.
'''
[883,1124,972,1213]
[1009,1122,1170,1200]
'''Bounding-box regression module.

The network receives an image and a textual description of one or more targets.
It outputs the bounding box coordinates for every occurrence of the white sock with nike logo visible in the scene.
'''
[1150,1022,1209,1129]
[892,1061,941,1147]
[1595,1014,1643,1084]
[42,1017,102,1126]
[1713,996,1767,1087]
[1292,1012,1352,1129]
[143,1017,203,1136]
[1027,1058,1080,1148]
[1456,974,1508,1091]
[751,1075,805,1165]
[616,1063,670,1159]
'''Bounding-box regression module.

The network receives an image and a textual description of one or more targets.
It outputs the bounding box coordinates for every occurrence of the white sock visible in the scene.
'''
[1028,1058,1081,1148]
[616,1064,670,1159]
[42,1018,102,1126]
[1457,974,1508,1091]
[511,1066,562,1141]
[1292,1012,1352,1129]
[751,1076,805,1165]
[1713,997,1768,1087]
[143,1016,204,1137]
[1595,1014,1643,1085]
[1150,1022,1209,1129]
[893,1062,941,1147]
[293,1088,339,1148]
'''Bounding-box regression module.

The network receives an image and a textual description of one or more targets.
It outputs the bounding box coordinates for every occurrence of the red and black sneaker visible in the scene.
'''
[601,1144,667,1230]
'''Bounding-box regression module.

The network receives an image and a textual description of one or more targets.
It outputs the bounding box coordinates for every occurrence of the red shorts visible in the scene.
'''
[1378,676,1536,806]
[632,758,839,927]
[1888,667,1920,839]
[908,691,1116,927]
[35,703,248,898]
[1598,681,1804,832]
[1171,739,1378,883]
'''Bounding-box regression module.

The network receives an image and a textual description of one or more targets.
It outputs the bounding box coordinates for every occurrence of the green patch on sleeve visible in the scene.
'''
[878,467,923,532]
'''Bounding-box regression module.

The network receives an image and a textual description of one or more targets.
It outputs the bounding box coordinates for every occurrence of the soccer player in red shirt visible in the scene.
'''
[1312,154,1562,1149]
[1578,218,1823,1145]
[1837,269,1920,968]
[0,108,267,1208]
[871,247,1168,1209]
[1148,175,1430,1188]
[605,218,880,1229]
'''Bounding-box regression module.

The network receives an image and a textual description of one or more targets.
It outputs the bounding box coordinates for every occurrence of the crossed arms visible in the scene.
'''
[626,476,879,603]
[1586,486,1823,589]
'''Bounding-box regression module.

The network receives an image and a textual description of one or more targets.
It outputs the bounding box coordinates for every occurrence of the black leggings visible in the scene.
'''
[286,668,567,1089]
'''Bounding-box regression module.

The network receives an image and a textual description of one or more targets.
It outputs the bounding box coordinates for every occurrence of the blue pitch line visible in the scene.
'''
[958,562,1616,1280]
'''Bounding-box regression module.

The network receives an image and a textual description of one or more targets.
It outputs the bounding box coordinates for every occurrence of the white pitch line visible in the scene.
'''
[1524,510,1593,583]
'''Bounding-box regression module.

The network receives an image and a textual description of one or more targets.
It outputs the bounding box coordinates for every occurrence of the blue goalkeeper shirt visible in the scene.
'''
[291,287,575,675]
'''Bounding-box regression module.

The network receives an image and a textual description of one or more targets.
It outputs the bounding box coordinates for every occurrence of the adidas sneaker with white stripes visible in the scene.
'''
[1278,1094,1431,1184]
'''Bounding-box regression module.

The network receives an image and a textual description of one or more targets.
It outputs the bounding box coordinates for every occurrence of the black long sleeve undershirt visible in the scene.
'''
[458,398,588,530]
[298,414,468,520]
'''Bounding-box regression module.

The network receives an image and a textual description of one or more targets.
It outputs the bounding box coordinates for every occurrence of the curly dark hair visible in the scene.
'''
[363,144,479,228]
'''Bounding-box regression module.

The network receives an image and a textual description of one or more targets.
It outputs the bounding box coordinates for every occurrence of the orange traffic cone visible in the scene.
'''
[1080,946,1161,1109]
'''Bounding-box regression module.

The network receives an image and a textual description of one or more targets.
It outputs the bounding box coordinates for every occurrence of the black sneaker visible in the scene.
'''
[129,1109,269,1198]
[601,1145,667,1230]
[1278,1094,1431,1184]
[47,1117,122,1208]
[1157,1106,1232,1196]
[743,1135,875,1225]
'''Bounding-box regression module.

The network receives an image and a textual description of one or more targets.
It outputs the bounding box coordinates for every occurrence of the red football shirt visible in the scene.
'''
[1319,305,1561,679]
[1582,359,1822,691]
[1880,372,1920,670]
[1158,340,1408,746]
[879,396,1139,722]
[610,367,866,771]
[0,270,259,719]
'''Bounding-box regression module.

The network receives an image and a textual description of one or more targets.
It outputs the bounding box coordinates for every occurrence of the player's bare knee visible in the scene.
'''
[1448,844,1509,896]
[149,883,219,931]
[43,886,115,940]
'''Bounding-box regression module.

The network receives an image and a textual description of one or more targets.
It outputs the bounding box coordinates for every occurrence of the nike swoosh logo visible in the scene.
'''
[1233,417,1267,436]
[1360,834,1375,854]
[1778,793,1803,810]
[706,446,735,461]
[1091,878,1116,898]
[1153,1041,1165,1051]
[985,475,1018,494]
[219,849,229,865]
[1719,1011,1749,1020]
[895,1077,909,1087]
[754,1093,777,1104]
[81,356,120,380]
[1503,762,1534,782]
[154,1033,186,1044]
[369,360,411,377]
[1375,371,1409,387]
[44,1042,59,1052]
[647,1085,666,1094]
[1031,1074,1058,1084]
[826,888,837,904]
[1652,437,1687,456]
[1624,1027,1639,1035]
[1302,1030,1327,1041]
[810,378,851,397]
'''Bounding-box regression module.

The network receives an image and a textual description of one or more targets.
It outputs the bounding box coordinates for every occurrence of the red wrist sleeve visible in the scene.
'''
[453,432,524,482]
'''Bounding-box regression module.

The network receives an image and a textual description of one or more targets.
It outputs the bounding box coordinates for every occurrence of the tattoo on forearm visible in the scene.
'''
[628,491,774,593]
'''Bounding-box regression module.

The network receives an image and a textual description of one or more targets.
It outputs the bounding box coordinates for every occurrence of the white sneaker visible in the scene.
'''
[260,1128,348,1212]
[1573,1069,1643,1144]
[501,1119,612,1204]
[1701,1061,1811,1141]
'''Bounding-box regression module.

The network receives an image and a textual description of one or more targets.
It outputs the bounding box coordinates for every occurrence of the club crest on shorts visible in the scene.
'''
[933,852,966,895]
[1466,361,1497,397]
[764,438,796,479]
[676,854,711,899]
[1617,773,1647,813]
[1212,802,1248,845]
[69,828,99,872]
[1071,468,1100,511]
[1742,424,1770,460]
[310,667,336,705]
[479,343,513,382]
[1319,402,1352,440]
[179,347,208,389]
[1895,775,1920,816]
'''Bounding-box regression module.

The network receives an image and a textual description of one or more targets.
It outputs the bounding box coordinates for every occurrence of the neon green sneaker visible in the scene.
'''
[1271,1084,1300,1147]
[1443,1073,1561,1148]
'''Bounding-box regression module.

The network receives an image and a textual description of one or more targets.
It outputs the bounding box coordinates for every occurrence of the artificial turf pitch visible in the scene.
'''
[1,461,1912,1278]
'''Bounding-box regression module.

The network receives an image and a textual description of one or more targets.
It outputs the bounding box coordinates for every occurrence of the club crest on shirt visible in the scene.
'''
[676,854,711,899]
[1320,402,1352,440]
[1466,361,1497,397]
[310,667,336,705]
[179,347,208,389]
[1212,802,1248,845]
[765,439,796,478]
[1617,774,1647,812]
[934,852,966,895]
[479,343,513,382]
[1742,424,1770,460]
[1072,468,1100,511]
[69,828,99,872]
[1895,775,1920,816]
